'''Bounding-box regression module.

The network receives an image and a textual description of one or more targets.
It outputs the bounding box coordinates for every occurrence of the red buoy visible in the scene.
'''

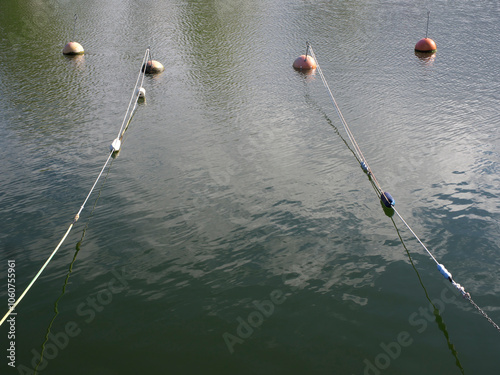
[415,38,437,53]
[293,55,316,70]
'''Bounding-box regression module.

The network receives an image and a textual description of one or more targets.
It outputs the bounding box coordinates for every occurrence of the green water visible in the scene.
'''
[1,0,499,374]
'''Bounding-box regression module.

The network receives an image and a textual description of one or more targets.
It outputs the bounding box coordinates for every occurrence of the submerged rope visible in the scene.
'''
[306,42,500,334]
[0,48,151,327]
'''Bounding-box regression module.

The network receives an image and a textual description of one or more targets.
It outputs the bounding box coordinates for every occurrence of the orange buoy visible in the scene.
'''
[62,41,84,55]
[414,38,437,53]
[293,55,316,71]
[143,60,164,74]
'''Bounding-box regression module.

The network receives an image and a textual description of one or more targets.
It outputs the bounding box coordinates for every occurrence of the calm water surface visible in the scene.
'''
[0,0,499,374]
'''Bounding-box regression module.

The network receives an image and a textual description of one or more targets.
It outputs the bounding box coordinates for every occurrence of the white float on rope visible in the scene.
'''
[137,87,146,99]
[110,138,121,152]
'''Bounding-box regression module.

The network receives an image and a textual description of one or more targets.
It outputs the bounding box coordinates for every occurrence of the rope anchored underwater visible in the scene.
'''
[0,47,152,328]
[305,42,500,334]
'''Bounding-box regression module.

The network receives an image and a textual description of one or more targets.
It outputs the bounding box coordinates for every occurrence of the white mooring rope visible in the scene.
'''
[305,42,500,334]
[0,47,151,327]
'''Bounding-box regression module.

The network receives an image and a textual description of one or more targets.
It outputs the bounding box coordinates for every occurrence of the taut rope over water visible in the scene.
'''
[305,42,500,334]
[0,48,152,327]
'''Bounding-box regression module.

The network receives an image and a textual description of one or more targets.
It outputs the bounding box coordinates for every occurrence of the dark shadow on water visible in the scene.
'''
[389,216,465,375]
[34,159,114,374]
[34,245,80,373]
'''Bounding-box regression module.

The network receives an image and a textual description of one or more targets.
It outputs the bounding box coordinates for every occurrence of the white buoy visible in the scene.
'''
[143,60,164,74]
[63,41,84,55]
